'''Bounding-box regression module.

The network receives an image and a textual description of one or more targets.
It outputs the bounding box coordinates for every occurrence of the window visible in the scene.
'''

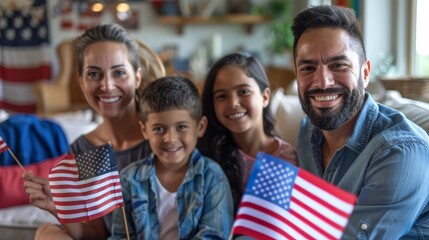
[415,0,429,75]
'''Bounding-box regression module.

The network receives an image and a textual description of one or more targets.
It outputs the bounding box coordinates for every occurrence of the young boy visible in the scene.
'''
[109,76,233,239]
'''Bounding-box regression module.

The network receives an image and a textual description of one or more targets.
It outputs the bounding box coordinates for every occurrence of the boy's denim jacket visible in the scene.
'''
[109,149,234,240]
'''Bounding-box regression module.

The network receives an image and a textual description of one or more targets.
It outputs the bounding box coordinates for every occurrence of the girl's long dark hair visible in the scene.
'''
[199,52,277,214]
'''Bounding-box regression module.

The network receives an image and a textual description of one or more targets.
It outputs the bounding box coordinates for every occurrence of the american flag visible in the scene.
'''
[0,136,9,153]
[232,152,356,240]
[0,0,52,113]
[49,144,124,224]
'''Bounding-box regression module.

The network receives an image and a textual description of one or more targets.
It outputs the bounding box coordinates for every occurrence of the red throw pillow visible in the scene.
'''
[0,157,59,208]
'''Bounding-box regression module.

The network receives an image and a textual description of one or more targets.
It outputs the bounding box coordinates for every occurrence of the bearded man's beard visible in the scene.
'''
[299,78,365,131]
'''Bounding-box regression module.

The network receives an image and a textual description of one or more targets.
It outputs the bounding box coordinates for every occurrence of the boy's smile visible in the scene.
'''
[140,109,206,171]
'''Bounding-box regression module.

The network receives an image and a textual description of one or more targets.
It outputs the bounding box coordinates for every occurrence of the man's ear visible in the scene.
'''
[139,121,148,140]
[197,116,208,138]
[361,58,371,89]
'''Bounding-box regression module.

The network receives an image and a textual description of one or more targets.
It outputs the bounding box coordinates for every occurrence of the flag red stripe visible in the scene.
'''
[289,199,337,239]
[50,175,121,190]
[235,213,294,240]
[58,204,122,224]
[51,183,122,198]
[0,65,51,83]
[0,101,36,113]
[238,201,314,239]
[298,170,357,204]
[292,194,343,232]
[53,192,123,207]
[0,138,9,153]
[295,182,351,219]
[51,160,77,168]
[55,196,123,214]
[233,226,275,240]
[51,162,77,170]
[61,21,73,29]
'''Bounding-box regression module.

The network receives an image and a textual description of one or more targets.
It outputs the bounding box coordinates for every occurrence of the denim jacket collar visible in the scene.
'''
[136,149,203,184]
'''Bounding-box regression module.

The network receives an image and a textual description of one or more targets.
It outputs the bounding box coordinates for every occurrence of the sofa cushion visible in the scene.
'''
[271,88,305,148]
[0,204,59,228]
[376,91,429,134]
[0,114,68,166]
[0,157,59,209]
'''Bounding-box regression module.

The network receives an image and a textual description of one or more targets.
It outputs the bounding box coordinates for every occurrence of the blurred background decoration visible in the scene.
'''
[265,0,293,54]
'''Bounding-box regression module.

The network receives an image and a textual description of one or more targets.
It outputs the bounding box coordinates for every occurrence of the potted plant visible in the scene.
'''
[265,0,294,67]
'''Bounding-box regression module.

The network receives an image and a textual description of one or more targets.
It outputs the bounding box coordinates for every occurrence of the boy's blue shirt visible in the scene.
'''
[109,149,234,240]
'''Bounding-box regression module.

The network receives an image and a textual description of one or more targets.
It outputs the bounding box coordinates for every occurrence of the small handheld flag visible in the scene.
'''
[232,152,356,240]
[49,144,124,224]
[0,136,26,171]
[0,136,9,153]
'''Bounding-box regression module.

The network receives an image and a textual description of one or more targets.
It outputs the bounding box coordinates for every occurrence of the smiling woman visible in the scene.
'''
[22,23,166,240]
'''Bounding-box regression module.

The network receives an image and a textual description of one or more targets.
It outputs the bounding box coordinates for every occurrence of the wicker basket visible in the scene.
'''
[380,77,429,100]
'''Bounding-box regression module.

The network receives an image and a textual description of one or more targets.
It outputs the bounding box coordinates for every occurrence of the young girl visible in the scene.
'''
[199,52,297,212]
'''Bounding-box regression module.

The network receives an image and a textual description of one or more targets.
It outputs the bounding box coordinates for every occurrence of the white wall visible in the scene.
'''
[47,1,276,76]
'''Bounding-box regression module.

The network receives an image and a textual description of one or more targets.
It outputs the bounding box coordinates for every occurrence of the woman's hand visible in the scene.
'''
[22,171,57,216]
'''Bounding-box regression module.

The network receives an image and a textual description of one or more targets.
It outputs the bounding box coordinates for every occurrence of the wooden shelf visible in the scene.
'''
[157,14,271,35]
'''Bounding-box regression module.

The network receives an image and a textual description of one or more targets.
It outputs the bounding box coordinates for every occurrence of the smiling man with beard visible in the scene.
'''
[292,5,429,239]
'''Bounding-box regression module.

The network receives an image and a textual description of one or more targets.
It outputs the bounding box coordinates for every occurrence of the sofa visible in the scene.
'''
[1,80,429,240]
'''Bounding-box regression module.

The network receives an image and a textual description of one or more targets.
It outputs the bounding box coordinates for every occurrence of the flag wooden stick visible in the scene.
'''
[121,206,130,240]
[7,148,26,172]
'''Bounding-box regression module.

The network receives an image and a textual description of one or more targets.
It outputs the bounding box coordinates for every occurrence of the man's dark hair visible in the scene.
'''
[139,76,202,122]
[291,5,366,63]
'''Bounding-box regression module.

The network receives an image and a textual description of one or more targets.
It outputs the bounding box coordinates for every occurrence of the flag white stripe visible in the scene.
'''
[57,198,122,219]
[0,142,7,149]
[290,201,342,239]
[51,178,121,194]
[52,183,122,202]
[49,173,79,179]
[234,219,289,240]
[292,185,349,226]
[55,192,123,210]
[240,196,329,240]
[236,202,305,240]
[50,172,120,186]
[296,176,355,214]
[51,165,78,172]
[52,159,76,167]
[0,44,52,67]
[0,81,43,103]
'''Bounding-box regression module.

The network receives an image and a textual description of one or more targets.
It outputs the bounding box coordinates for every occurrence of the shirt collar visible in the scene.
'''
[138,149,203,182]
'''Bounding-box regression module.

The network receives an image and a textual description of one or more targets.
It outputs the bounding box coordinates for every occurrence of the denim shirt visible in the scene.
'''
[297,93,429,239]
[109,149,234,240]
